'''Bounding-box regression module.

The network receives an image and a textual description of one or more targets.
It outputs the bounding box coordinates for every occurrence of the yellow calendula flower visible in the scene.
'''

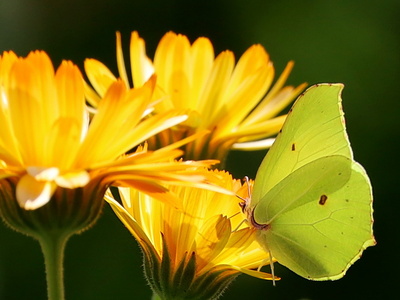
[85,31,307,164]
[0,50,219,300]
[106,169,274,300]
[0,50,213,212]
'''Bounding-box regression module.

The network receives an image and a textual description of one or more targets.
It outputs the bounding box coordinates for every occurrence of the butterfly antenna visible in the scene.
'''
[237,176,251,209]
[233,176,253,232]
[244,176,251,198]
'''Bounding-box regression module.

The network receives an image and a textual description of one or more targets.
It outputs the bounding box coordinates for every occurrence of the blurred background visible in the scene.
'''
[0,0,398,299]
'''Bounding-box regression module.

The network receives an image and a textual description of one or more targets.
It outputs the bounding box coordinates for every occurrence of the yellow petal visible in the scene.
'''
[55,61,86,128]
[212,47,273,137]
[196,215,231,270]
[105,193,158,253]
[50,61,87,168]
[27,166,59,180]
[84,58,117,97]
[225,44,271,97]
[16,174,56,210]
[154,32,190,89]
[84,81,102,108]
[197,50,235,122]
[231,266,276,280]
[123,110,188,148]
[232,138,275,150]
[242,81,308,126]
[0,51,19,84]
[189,37,214,109]
[211,228,268,269]
[129,31,155,87]
[7,51,57,165]
[115,31,130,88]
[75,79,149,166]
[55,170,90,188]
[213,115,286,149]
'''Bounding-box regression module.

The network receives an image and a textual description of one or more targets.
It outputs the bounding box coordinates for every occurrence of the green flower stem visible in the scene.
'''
[0,179,107,300]
[151,293,162,300]
[37,232,70,300]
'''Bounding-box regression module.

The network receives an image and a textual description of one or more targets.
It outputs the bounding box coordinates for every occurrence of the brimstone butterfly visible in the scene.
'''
[242,83,375,281]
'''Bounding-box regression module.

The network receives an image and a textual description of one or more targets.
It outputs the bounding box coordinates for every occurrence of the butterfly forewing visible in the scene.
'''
[251,84,352,208]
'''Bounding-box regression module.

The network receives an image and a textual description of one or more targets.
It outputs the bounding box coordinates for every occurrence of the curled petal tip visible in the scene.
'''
[16,174,56,210]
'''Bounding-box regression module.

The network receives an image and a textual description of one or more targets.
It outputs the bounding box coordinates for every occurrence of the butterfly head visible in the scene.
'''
[237,176,252,213]
[237,176,269,231]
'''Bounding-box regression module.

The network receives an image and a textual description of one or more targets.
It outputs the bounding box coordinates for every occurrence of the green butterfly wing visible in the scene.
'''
[254,155,375,280]
[251,84,351,208]
[250,84,375,280]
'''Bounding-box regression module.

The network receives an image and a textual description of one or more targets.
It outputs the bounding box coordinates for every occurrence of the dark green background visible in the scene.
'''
[0,0,398,299]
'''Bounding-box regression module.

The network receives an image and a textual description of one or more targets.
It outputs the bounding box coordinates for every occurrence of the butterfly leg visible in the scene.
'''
[257,247,276,286]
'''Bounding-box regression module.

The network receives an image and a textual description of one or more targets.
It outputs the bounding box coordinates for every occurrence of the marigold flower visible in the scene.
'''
[0,50,221,300]
[85,31,307,164]
[106,169,274,299]
[0,50,215,212]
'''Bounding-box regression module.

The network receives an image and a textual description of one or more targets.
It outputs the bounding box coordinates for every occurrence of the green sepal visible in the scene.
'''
[0,178,107,239]
[142,234,239,300]
[172,252,196,294]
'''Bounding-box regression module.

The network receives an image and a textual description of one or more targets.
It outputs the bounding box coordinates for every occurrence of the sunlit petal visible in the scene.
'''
[106,169,273,298]
[84,31,306,163]
[84,59,117,97]
[16,174,56,210]
[129,31,155,87]
[55,170,90,188]
[0,50,216,212]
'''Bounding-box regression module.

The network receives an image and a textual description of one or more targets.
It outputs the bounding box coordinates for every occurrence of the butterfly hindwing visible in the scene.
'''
[254,157,374,280]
